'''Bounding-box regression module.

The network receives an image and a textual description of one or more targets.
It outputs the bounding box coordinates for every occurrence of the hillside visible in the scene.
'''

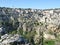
[0,7,60,45]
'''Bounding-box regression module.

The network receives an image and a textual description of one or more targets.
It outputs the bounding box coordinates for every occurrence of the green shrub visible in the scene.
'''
[11,30,17,34]
[17,29,23,35]
[44,40,55,45]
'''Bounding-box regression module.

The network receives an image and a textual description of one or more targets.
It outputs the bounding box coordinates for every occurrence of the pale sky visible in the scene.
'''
[0,0,60,9]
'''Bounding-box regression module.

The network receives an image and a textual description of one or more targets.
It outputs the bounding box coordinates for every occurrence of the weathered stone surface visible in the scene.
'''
[0,34,29,45]
[0,7,60,45]
[0,27,6,35]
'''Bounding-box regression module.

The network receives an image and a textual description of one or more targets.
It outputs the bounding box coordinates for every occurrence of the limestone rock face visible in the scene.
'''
[23,23,26,32]
[0,27,6,35]
[0,34,29,45]
[44,33,55,40]
[0,7,60,45]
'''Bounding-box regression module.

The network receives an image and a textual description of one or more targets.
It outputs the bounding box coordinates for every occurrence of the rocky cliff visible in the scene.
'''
[0,7,60,45]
